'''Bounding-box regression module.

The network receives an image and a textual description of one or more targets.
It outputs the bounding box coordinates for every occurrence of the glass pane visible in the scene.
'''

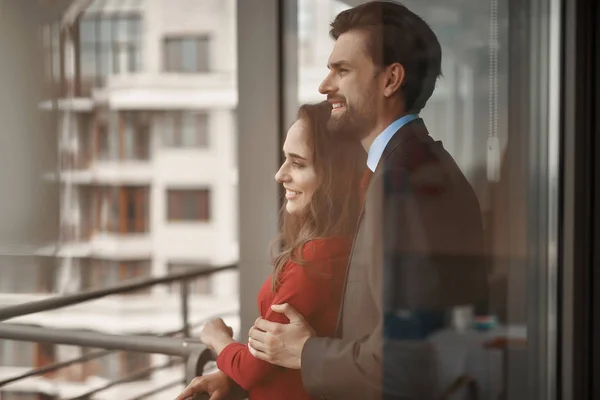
[128,17,141,41]
[293,0,559,398]
[197,36,210,72]
[162,112,176,146]
[123,113,135,159]
[80,18,96,44]
[107,112,119,160]
[97,47,112,77]
[98,18,112,45]
[114,17,128,44]
[80,45,96,78]
[181,38,198,72]
[181,111,197,147]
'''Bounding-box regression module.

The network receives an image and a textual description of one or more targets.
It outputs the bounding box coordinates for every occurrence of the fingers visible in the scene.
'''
[247,343,270,362]
[176,377,206,400]
[252,317,280,333]
[209,389,225,400]
[248,325,268,342]
[271,303,304,323]
[248,336,267,353]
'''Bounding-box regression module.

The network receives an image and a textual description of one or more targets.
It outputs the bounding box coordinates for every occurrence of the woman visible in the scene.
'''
[179,101,365,400]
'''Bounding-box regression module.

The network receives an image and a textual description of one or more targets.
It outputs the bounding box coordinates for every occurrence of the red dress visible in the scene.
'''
[216,237,351,400]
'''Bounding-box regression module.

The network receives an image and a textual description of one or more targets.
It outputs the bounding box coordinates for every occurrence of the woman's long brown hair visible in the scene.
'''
[270,101,366,291]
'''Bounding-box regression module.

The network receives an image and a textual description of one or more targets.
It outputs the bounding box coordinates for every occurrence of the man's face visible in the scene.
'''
[319,30,382,140]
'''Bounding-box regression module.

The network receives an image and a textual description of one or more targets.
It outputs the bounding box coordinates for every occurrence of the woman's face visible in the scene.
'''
[274,119,319,215]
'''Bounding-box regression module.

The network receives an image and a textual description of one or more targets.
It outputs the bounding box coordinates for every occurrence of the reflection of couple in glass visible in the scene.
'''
[177,2,487,399]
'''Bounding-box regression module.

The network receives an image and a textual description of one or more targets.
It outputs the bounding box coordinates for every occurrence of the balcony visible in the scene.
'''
[0,265,238,400]
[58,162,153,185]
[97,72,237,110]
[0,292,238,334]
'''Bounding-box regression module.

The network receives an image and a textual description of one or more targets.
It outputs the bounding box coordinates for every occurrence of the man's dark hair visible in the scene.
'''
[330,1,442,113]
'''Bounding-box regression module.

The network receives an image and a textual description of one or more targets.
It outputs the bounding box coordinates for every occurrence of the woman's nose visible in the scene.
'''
[274,165,288,183]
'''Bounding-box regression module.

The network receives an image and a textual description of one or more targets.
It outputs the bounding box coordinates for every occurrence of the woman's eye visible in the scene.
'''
[292,162,304,168]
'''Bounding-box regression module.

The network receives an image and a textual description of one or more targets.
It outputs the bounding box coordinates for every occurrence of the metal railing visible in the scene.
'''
[0,264,238,400]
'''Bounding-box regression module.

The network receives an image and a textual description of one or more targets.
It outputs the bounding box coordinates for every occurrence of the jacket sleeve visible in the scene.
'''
[217,244,337,390]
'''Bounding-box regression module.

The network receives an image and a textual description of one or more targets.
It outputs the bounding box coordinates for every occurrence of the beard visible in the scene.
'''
[327,104,374,141]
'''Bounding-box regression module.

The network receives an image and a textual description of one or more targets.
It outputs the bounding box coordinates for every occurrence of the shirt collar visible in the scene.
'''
[366,114,419,172]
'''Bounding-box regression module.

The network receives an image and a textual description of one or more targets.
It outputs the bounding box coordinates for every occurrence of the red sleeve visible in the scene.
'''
[216,241,339,390]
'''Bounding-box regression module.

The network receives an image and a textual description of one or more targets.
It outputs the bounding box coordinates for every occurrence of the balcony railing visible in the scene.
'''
[0,264,238,400]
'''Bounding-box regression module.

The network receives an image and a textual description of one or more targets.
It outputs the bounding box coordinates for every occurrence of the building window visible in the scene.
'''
[96,111,150,161]
[89,350,150,381]
[168,263,211,295]
[96,352,120,381]
[95,186,149,234]
[79,14,142,94]
[163,111,209,148]
[123,112,151,160]
[82,259,150,295]
[164,36,210,73]
[35,343,56,378]
[167,189,210,222]
[1,340,34,368]
[121,352,151,380]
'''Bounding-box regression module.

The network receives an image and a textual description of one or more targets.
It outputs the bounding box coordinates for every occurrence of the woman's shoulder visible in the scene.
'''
[281,237,351,284]
[299,236,353,263]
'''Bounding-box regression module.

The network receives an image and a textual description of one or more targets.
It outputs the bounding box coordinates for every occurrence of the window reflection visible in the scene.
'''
[294,0,557,398]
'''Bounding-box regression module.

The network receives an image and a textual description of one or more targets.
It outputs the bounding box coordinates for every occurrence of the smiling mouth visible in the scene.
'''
[285,189,301,199]
[331,101,346,113]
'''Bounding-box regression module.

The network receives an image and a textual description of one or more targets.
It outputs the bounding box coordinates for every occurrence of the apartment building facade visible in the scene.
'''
[1,0,240,398]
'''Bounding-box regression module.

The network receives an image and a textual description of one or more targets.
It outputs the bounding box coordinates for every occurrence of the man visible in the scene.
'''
[177,2,487,399]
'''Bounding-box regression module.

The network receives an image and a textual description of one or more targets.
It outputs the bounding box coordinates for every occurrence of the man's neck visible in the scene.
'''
[361,111,411,153]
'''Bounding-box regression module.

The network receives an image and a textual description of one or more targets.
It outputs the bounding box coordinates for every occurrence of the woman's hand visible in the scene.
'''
[176,370,234,400]
[199,318,235,354]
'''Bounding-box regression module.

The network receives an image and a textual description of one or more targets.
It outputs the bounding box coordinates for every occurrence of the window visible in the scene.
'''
[123,112,150,160]
[79,14,142,94]
[164,36,210,73]
[167,189,210,222]
[35,343,56,377]
[55,345,87,382]
[91,350,150,381]
[96,112,150,161]
[37,258,58,293]
[95,186,149,233]
[163,111,209,148]
[0,340,34,368]
[96,352,120,381]
[121,352,151,380]
[123,187,149,233]
[168,263,211,295]
[82,260,150,292]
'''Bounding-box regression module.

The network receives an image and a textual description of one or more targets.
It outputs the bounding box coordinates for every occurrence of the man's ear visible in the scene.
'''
[383,63,405,98]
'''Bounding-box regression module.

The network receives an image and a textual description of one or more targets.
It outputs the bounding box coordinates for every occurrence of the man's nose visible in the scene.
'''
[319,72,335,94]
